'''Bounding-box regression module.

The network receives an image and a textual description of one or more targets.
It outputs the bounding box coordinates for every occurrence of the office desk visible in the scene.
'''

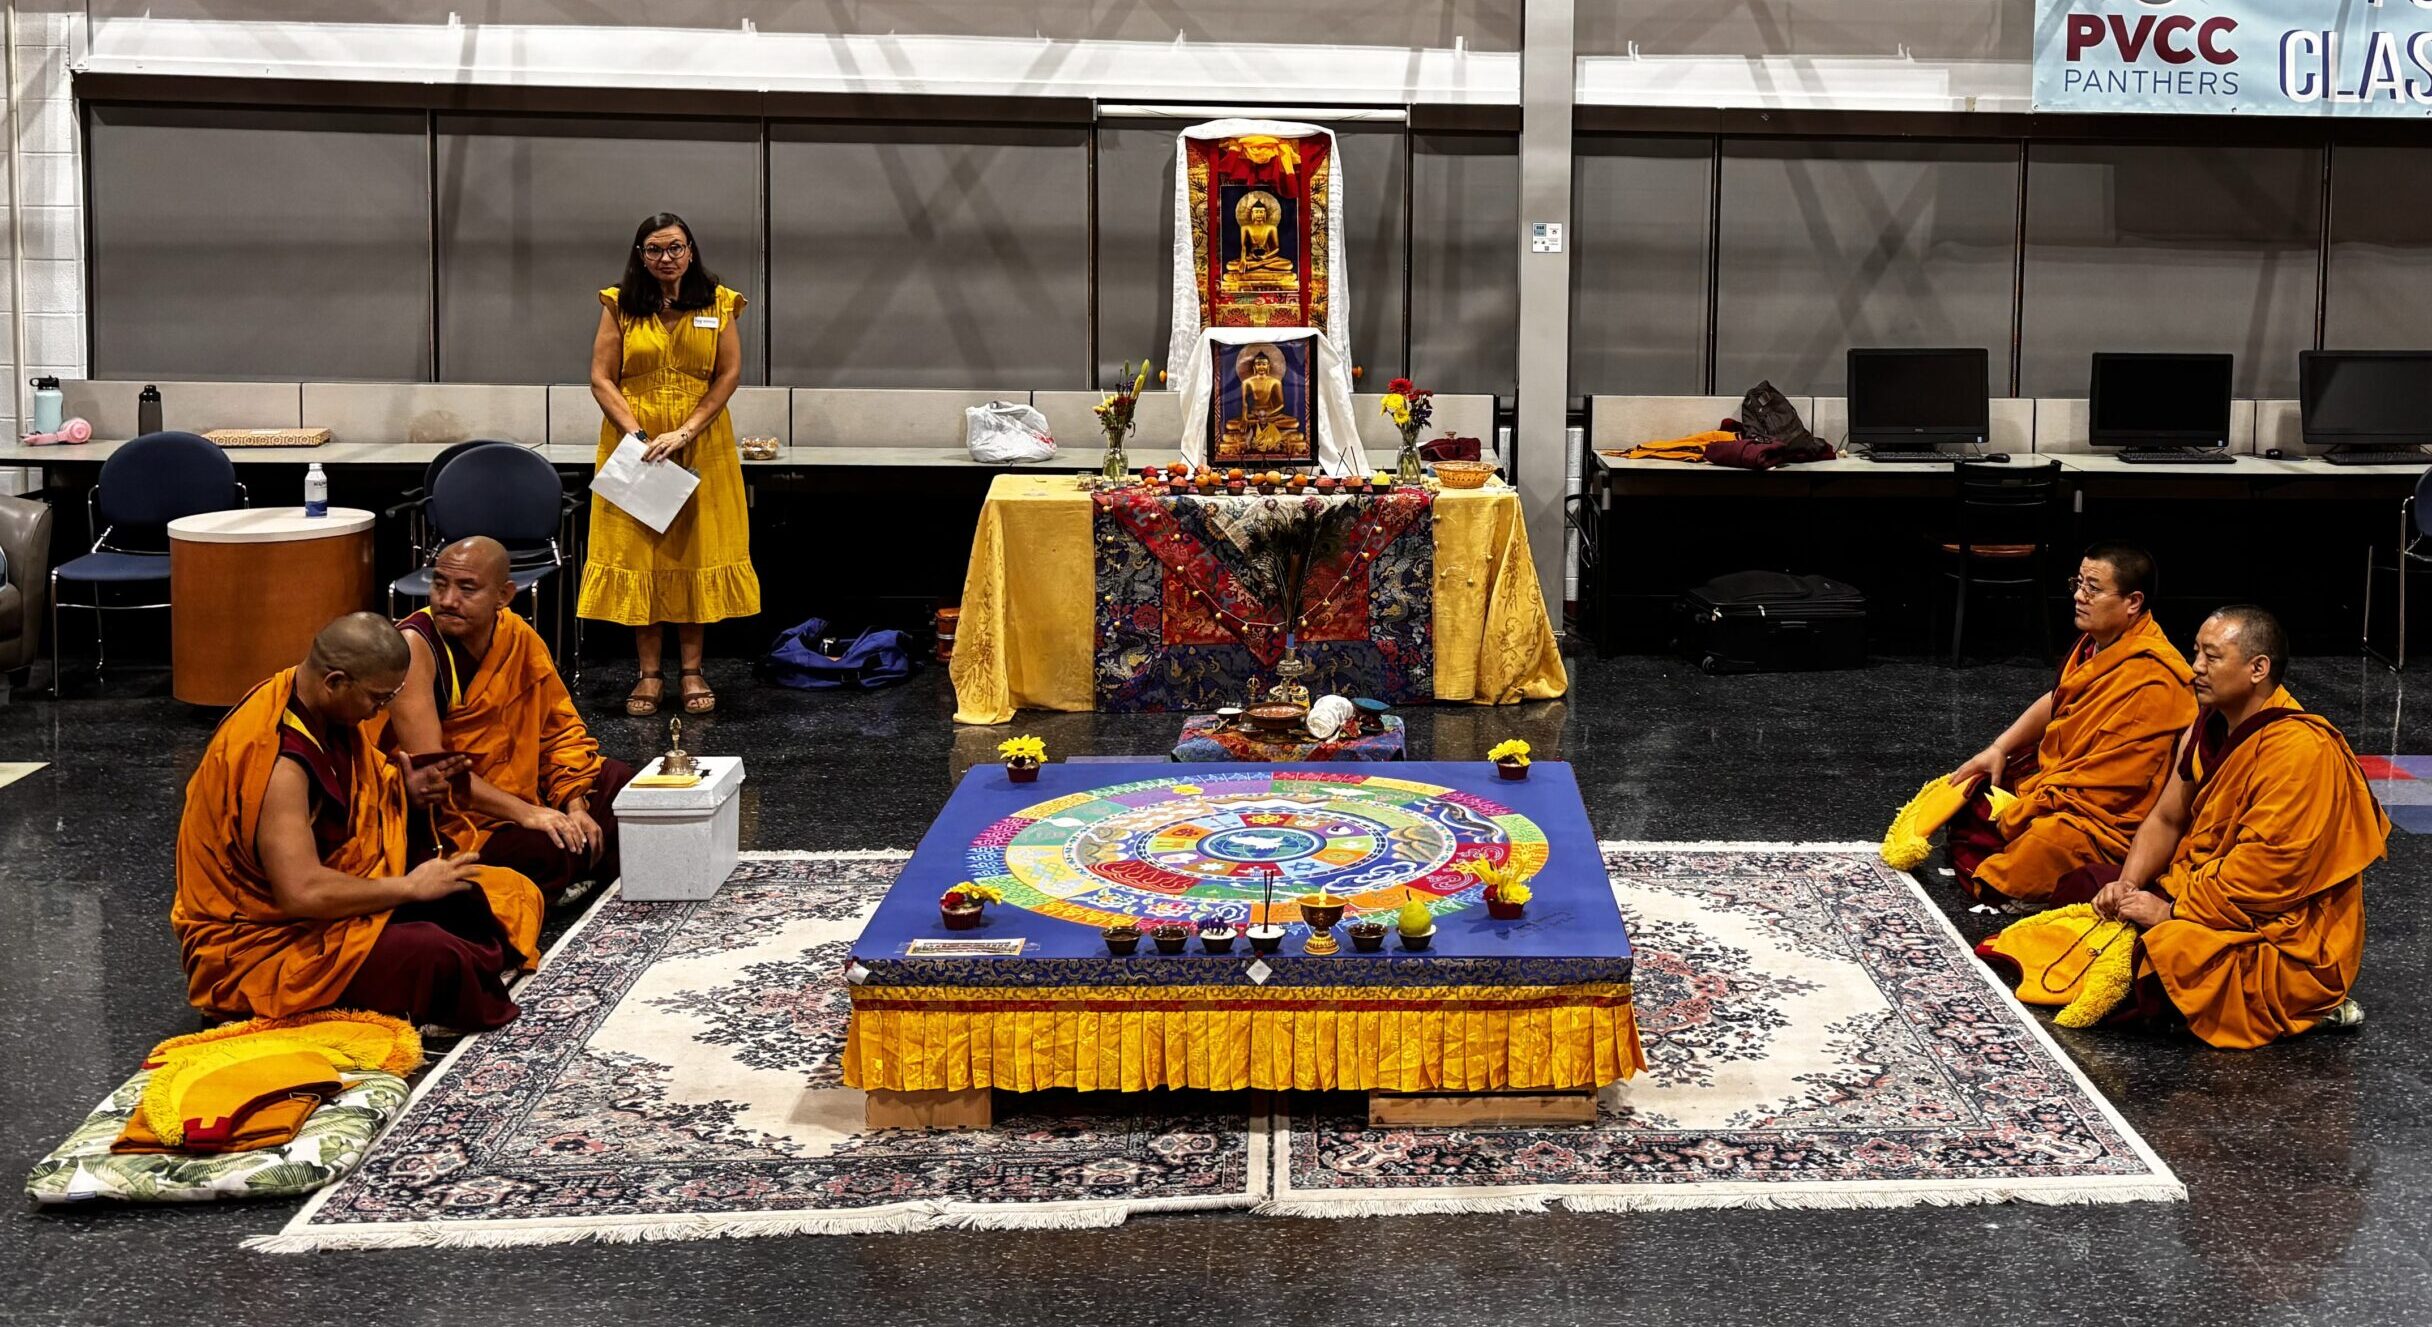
[0,440,1193,474]
[1582,450,2417,655]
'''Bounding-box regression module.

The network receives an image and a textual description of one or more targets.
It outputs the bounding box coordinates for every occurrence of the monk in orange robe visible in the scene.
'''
[388,537,635,904]
[1943,545,2195,904]
[2087,606,2386,1048]
[173,612,544,1031]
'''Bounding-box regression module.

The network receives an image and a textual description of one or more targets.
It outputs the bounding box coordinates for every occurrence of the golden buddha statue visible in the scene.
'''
[1219,345,1310,458]
[1221,191,1298,292]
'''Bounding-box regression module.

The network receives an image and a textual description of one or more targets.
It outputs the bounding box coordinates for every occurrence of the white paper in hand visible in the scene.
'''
[589,436,701,533]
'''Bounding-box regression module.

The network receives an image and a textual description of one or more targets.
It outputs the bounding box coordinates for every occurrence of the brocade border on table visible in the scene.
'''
[851,953,1638,989]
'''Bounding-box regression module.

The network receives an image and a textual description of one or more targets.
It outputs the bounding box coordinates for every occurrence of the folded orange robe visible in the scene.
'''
[1972,616,2195,902]
[1621,429,1735,462]
[173,668,544,1021]
[391,606,604,853]
[2144,688,2388,1048]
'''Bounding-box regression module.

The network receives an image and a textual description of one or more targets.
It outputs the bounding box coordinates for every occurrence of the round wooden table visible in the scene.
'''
[168,506,377,706]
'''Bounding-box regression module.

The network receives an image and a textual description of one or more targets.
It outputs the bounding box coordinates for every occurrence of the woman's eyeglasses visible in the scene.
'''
[640,242,690,261]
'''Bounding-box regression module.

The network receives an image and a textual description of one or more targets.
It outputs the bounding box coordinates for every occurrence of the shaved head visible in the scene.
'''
[435,535,511,588]
[2207,605,2289,686]
[306,611,409,680]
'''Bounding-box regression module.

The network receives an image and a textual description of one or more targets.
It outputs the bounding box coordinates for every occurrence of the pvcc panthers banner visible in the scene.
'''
[2034,0,2432,116]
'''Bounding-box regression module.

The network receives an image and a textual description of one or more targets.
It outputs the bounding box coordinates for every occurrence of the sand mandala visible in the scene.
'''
[966,770,1547,930]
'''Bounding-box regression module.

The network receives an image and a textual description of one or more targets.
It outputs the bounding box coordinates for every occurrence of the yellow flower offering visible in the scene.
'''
[1488,738,1531,767]
[1379,393,1406,415]
[998,735,1047,763]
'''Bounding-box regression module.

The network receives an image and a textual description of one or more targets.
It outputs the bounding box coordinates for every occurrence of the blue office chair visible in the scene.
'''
[381,438,502,567]
[387,442,577,659]
[2360,466,2432,669]
[50,431,247,684]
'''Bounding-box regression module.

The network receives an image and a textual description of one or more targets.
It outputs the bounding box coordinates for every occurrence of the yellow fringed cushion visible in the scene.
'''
[1881,777,2016,869]
[128,1011,425,1152]
[1984,903,2138,1026]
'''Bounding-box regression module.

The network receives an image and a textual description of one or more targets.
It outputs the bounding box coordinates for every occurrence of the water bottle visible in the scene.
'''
[304,462,328,518]
[137,384,162,436]
[28,376,62,435]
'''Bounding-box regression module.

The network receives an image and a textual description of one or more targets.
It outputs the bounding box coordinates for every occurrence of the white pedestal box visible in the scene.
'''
[612,756,746,901]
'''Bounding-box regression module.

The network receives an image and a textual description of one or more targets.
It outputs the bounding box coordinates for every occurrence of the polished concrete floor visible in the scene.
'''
[2,650,2426,1326]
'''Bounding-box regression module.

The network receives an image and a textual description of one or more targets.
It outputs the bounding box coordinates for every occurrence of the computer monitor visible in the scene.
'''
[2301,351,2432,451]
[1846,348,1990,450]
[2088,353,2234,450]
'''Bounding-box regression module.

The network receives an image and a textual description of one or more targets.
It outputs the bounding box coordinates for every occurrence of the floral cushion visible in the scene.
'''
[25,1067,409,1205]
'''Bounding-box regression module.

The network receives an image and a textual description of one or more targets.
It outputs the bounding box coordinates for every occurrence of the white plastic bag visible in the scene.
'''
[964,401,1056,464]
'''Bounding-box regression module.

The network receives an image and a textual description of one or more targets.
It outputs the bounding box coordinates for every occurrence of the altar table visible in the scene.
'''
[841,761,1642,1096]
[1172,713,1405,762]
[949,474,1569,725]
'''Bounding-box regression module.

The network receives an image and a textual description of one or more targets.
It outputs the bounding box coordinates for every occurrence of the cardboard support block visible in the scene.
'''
[864,1088,994,1131]
[1367,1089,1599,1129]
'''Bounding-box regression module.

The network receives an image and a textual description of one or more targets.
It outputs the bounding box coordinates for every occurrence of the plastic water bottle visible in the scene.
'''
[304,462,328,518]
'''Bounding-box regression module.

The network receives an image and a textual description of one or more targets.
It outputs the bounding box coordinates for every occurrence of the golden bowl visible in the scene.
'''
[1431,460,1496,489]
[1245,701,1309,733]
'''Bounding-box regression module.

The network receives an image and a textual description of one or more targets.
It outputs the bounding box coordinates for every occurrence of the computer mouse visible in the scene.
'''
[1983,452,2012,463]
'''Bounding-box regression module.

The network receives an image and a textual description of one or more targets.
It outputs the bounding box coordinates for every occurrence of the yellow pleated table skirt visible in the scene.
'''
[841,981,1643,1094]
[948,475,1571,726]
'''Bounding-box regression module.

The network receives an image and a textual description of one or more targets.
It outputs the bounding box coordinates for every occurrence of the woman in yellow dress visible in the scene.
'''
[582,212,760,716]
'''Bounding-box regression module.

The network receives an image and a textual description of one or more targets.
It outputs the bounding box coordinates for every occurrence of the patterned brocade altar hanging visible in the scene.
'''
[1092,488,1435,712]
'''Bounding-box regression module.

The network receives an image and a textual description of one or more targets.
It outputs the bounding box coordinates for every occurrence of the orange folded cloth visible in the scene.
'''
[1623,429,1736,462]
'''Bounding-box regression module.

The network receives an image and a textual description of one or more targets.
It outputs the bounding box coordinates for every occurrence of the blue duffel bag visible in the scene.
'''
[761,617,918,690]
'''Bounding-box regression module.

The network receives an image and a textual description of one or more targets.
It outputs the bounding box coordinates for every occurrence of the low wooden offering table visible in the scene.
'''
[842,761,1642,1130]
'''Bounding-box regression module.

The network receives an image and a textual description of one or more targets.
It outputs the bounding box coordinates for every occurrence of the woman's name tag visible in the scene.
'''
[692,315,720,329]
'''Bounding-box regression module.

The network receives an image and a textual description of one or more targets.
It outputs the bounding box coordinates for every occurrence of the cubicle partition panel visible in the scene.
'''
[435,114,767,386]
[87,105,434,382]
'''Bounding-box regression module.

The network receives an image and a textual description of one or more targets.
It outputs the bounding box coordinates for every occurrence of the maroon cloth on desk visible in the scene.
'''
[1420,436,1481,462]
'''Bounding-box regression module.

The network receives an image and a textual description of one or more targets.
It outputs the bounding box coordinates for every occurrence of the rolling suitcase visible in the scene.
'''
[1675,570,1868,674]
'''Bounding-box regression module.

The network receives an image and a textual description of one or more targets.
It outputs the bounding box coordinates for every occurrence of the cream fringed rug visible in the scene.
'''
[1261,843,2183,1217]
[253,846,2177,1251]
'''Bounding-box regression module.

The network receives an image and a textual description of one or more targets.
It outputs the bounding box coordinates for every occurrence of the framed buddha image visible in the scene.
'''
[1218,187,1300,296]
[1184,130,1332,331]
[1207,339,1317,467]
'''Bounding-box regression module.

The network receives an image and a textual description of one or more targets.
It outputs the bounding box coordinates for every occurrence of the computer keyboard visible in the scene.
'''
[2118,448,2235,465]
[1859,450,1962,464]
[2320,448,2432,467]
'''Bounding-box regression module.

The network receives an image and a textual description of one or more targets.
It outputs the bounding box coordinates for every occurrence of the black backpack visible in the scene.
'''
[1737,381,1828,460]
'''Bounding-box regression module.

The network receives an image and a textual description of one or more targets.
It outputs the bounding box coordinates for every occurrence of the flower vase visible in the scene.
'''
[1006,758,1041,784]
[941,903,985,930]
[1395,426,1426,485]
[1486,899,1526,921]
[1100,428,1131,482]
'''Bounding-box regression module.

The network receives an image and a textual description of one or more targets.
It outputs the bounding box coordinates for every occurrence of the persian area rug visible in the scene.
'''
[250,852,1262,1251]
[1262,843,2185,1217]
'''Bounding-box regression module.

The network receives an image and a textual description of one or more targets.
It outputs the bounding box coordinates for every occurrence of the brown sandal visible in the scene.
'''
[625,670,665,717]
[678,667,716,715]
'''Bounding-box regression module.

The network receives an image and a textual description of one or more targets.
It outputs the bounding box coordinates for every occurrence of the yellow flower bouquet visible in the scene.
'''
[999,735,1047,782]
[939,880,1006,928]
[1458,859,1534,916]
[1489,738,1532,779]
